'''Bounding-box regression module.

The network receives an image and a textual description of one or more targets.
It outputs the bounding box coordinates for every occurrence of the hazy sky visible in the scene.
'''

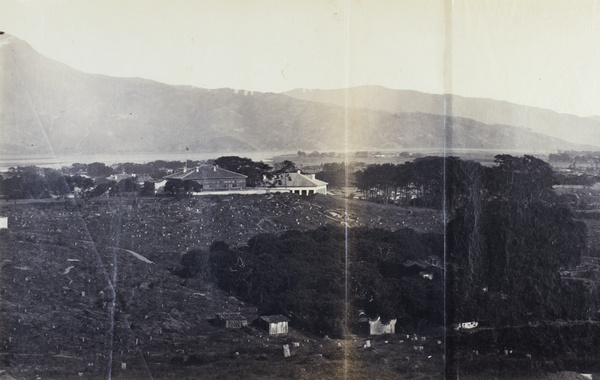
[2,0,599,117]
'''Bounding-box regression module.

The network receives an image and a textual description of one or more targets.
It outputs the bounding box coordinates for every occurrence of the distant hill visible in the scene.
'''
[284,86,600,148]
[0,34,595,157]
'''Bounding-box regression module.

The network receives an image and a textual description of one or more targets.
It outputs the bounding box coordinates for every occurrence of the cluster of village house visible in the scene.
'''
[216,313,290,335]
[157,165,328,195]
[0,164,328,201]
[216,312,398,336]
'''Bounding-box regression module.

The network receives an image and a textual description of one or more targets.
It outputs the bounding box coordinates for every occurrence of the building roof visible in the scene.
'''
[136,174,157,183]
[259,315,290,323]
[163,165,247,181]
[368,316,397,324]
[267,172,327,188]
[216,312,247,321]
[108,173,134,182]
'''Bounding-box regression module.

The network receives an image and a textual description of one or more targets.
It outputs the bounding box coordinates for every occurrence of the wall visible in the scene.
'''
[369,318,397,335]
[268,322,288,335]
[285,185,328,195]
[225,320,248,329]
[200,179,246,190]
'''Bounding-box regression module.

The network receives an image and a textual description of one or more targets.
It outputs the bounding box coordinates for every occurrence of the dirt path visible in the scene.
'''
[121,248,154,264]
[256,212,284,231]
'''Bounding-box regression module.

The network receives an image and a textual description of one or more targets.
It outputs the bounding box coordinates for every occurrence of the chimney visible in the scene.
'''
[195,167,199,172]
[213,166,217,172]
[309,174,316,180]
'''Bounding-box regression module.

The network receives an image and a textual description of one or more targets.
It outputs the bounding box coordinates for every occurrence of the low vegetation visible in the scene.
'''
[1,154,599,378]
[179,226,443,337]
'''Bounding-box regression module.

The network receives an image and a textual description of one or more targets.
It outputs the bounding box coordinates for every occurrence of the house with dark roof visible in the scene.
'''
[163,165,247,191]
[215,312,248,329]
[265,171,328,195]
[257,315,289,335]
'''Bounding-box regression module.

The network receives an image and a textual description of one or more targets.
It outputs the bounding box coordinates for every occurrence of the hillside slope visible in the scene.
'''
[285,86,600,148]
[1,34,593,156]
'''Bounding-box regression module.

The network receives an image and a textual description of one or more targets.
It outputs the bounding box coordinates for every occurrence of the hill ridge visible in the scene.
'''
[0,33,595,156]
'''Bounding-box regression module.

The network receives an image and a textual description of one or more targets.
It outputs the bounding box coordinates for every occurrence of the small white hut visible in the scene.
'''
[258,315,289,335]
[368,317,397,335]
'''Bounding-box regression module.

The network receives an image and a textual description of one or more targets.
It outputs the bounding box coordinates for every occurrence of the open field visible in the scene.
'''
[0,193,444,379]
[2,188,600,379]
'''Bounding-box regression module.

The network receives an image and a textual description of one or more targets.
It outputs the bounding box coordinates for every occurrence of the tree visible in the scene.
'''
[316,162,349,188]
[164,180,183,196]
[87,162,114,178]
[214,156,272,187]
[66,175,94,192]
[43,168,71,195]
[10,167,49,199]
[87,181,115,197]
[198,226,443,336]
[486,154,556,203]
[179,249,210,278]
[183,180,203,192]
[2,176,23,199]
[273,160,298,174]
[110,177,140,194]
[140,181,155,196]
[446,156,587,326]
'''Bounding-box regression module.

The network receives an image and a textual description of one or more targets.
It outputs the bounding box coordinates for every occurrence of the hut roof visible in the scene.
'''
[216,312,247,321]
[259,315,289,323]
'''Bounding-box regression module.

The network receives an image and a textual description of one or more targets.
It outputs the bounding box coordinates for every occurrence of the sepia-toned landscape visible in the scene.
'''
[2,1,600,379]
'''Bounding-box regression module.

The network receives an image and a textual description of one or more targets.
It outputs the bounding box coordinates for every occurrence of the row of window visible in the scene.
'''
[291,189,315,195]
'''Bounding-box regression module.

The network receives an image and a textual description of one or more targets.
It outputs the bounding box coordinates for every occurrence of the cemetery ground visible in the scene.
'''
[0,193,444,379]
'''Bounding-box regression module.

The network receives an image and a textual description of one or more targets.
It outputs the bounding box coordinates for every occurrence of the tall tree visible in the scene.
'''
[214,156,272,187]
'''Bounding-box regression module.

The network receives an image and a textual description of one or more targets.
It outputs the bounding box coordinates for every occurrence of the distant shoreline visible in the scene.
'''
[0,151,290,171]
[0,148,562,171]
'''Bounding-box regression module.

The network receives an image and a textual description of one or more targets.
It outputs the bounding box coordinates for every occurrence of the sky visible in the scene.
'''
[1,0,599,117]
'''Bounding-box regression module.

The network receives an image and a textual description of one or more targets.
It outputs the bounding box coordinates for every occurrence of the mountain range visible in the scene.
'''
[1,33,598,157]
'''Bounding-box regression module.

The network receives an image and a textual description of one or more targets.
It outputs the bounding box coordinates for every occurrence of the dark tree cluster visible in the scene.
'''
[179,226,444,337]
[0,166,95,199]
[109,177,141,195]
[555,172,600,186]
[446,155,590,328]
[548,152,574,162]
[355,156,486,210]
[272,160,298,175]
[356,155,561,210]
[315,162,351,188]
[64,160,198,179]
[163,179,204,196]
[0,164,157,199]
[549,151,600,164]
[214,156,272,187]
[85,162,114,178]
[350,154,591,329]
